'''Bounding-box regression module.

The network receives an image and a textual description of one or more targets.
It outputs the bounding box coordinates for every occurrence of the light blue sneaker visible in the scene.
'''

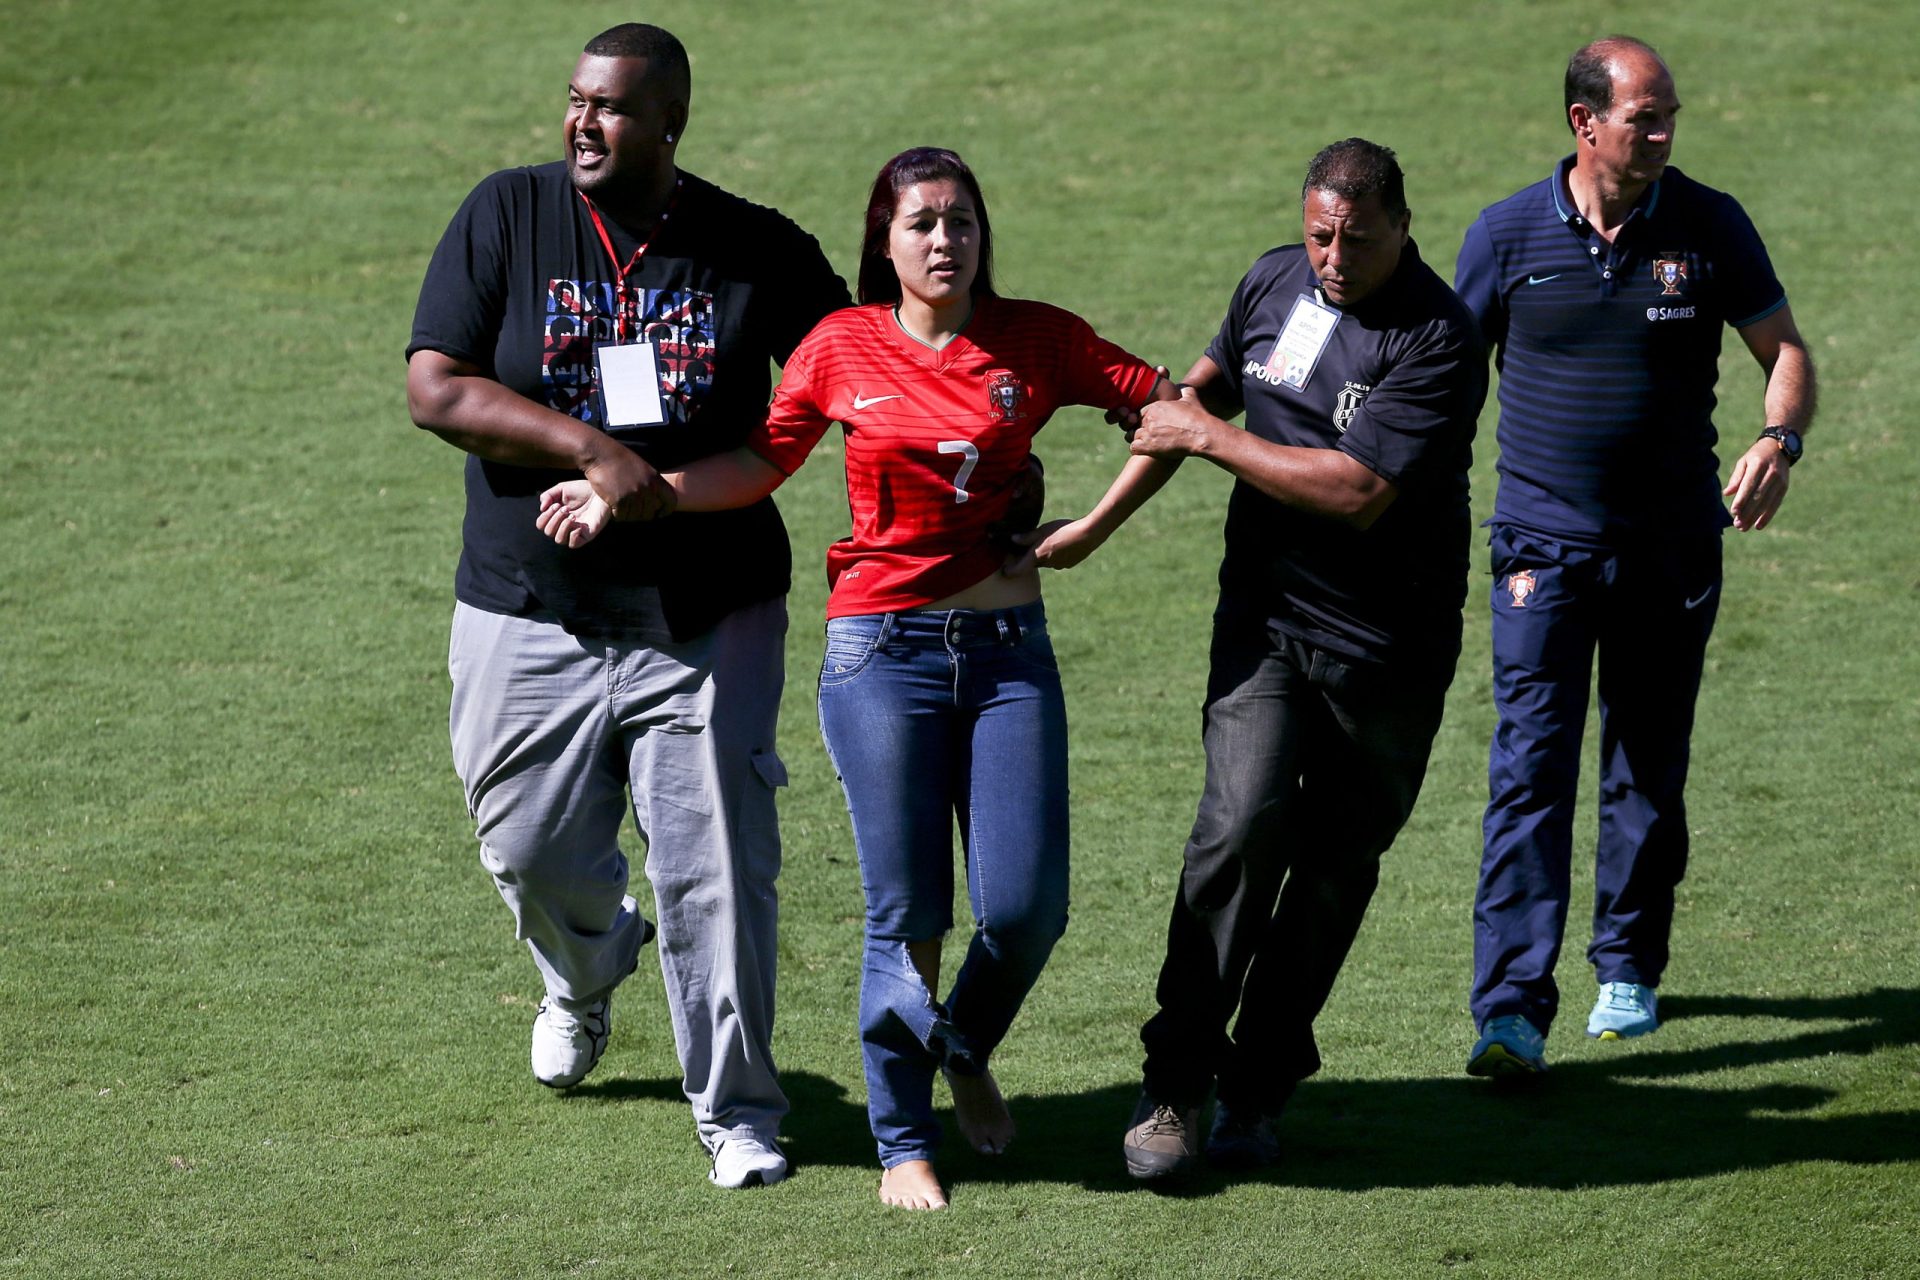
[1587,981,1658,1039]
[1467,1014,1548,1076]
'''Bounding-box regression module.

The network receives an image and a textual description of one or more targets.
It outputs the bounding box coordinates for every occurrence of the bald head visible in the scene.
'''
[1565,36,1668,134]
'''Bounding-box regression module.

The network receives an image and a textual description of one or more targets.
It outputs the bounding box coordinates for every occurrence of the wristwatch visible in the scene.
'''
[1759,426,1802,466]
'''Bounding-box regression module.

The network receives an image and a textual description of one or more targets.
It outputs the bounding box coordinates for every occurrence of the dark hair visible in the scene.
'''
[583,23,690,92]
[1301,138,1407,219]
[1565,36,1662,133]
[856,147,997,306]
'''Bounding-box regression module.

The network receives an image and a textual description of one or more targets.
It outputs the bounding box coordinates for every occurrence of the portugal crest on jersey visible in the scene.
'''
[1508,570,1537,607]
[986,371,1026,423]
[1653,257,1688,296]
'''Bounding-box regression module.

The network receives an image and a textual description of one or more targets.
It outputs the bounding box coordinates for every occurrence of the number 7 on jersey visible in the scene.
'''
[938,440,979,503]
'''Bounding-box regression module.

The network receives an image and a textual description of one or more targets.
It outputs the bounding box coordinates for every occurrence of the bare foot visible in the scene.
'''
[879,1159,948,1210]
[946,1066,1015,1154]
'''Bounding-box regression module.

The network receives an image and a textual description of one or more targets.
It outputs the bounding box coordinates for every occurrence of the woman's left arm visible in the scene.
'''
[1008,374,1181,572]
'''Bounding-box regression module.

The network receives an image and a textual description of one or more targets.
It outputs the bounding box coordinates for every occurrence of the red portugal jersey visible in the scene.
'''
[748,297,1159,616]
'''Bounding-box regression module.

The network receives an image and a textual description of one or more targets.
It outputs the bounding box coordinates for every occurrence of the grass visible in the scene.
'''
[3,0,1917,1276]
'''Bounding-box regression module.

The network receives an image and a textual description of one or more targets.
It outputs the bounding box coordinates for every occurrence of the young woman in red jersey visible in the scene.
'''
[537,147,1177,1209]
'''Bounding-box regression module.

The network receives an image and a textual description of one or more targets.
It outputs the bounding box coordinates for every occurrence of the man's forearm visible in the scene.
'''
[409,363,606,471]
[1198,428,1395,529]
[407,349,673,519]
[1763,340,1817,433]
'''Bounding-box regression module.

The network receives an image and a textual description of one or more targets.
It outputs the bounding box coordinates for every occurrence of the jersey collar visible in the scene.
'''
[1550,154,1663,235]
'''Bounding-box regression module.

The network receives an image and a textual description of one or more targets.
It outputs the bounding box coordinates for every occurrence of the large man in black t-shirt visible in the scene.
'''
[1117,139,1487,1179]
[406,24,848,1190]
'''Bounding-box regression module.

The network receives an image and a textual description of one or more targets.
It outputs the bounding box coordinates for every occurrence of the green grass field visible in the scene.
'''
[4,0,1917,1275]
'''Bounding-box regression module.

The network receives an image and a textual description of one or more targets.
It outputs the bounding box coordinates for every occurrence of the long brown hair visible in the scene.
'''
[856,147,997,306]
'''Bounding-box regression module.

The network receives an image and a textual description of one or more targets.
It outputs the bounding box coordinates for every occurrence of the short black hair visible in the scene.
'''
[584,23,690,89]
[1565,36,1662,133]
[1302,138,1407,219]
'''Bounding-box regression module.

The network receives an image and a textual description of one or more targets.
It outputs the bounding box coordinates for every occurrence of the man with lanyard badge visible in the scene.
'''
[1117,139,1487,1177]
[1455,37,1817,1076]
[406,24,849,1187]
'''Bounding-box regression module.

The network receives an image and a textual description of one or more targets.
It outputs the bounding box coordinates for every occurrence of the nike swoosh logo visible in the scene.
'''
[1684,588,1715,609]
[852,394,902,410]
[1526,274,1562,285]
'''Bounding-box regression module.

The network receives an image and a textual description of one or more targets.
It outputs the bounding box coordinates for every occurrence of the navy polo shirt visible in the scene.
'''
[1205,239,1486,666]
[1455,158,1786,545]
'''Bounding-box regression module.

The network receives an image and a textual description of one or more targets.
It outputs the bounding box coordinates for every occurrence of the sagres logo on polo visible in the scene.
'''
[1647,306,1698,321]
[1332,381,1371,433]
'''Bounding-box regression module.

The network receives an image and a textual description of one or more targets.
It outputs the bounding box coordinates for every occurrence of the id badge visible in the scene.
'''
[595,341,667,428]
[1262,293,1341,391]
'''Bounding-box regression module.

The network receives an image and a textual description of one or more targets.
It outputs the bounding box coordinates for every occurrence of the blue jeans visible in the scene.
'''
[816,600,1069,1168]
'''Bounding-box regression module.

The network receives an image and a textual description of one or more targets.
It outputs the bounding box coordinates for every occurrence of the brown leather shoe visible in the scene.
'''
[1122,1091,1200,1180]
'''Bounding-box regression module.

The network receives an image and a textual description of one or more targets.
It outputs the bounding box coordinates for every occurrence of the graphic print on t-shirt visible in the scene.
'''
[543,279,716,425]
[638,288,715,421]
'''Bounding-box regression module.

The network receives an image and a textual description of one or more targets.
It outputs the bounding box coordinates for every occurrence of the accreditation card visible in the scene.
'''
[596,341,668,428]
[1262,293,1341,391]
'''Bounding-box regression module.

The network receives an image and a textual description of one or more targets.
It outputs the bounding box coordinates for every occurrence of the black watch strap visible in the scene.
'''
[1759,426,1802,466]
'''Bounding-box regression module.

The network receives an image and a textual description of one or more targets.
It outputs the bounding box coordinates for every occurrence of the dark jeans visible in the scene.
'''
[1141,610,1455,1114]
[1472,525,1721,1034]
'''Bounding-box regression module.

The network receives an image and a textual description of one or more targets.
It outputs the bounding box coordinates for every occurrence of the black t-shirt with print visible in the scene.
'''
[409,162,850,640]
[1203,240,1487,666]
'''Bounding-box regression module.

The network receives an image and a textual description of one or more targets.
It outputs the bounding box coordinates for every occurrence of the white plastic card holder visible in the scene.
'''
[1264,293,1341,391]
[596,341,667,428]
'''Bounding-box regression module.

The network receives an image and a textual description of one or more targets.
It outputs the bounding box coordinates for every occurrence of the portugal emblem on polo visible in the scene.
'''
[986,371,1026,422]
[1508,569,1537,607]
[1654,257,1688,295]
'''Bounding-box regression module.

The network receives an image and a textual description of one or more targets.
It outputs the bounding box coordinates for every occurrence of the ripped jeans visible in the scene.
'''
[816,601,1069,1168]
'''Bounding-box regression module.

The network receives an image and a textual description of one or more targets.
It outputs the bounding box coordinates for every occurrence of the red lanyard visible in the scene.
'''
[578,177,682,344]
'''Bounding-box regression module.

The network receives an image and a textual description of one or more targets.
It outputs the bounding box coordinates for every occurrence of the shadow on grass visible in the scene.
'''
[536,988,1919,1195]
[559,1069,879,1173]
[946,985,1920,1196]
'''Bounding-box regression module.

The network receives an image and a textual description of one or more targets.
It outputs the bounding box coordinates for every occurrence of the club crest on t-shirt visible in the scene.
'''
[986,371,1027,423]
[1333,380,1371,434]
[542,278,716,426]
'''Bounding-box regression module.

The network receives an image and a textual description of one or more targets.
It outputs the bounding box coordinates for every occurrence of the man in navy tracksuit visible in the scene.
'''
[1453,36,1817,1074]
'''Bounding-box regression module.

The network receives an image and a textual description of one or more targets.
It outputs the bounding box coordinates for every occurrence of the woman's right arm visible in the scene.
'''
[538,317,835,548]
[668,447,788,511]
[536,446,789,547]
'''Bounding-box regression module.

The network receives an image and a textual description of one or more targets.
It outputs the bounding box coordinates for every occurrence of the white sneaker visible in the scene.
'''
[530,994,610,1088]
[709,1135,789,1189]
[529,899,655,1087]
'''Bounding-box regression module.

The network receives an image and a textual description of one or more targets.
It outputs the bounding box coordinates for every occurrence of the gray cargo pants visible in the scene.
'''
[448,596,789,1147]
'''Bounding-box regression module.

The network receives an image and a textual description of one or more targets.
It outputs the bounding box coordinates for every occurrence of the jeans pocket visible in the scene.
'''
[819,616,884,688]
[1005,624,1061,676]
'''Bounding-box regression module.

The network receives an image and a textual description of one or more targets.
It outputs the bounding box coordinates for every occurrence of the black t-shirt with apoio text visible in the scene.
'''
[1203,240,1487,667]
